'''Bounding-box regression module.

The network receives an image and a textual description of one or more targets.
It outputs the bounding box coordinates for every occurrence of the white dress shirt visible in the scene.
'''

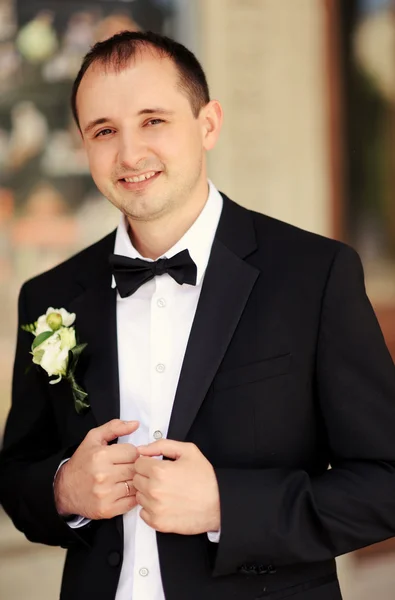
[68,181,223,600]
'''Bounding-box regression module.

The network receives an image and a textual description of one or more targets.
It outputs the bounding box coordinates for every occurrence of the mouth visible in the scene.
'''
[118,170,161,190]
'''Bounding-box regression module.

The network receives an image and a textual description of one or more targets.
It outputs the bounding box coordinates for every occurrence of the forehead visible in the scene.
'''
[76,52,190,122]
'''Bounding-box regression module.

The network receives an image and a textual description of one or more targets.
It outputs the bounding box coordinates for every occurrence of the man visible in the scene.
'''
[1,30,395,600]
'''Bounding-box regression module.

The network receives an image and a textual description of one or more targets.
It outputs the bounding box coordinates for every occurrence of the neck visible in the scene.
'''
[126,181,210,260]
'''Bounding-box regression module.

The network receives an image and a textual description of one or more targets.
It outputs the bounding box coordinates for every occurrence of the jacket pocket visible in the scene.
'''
[214,354,291,391]
[255,573,338,599]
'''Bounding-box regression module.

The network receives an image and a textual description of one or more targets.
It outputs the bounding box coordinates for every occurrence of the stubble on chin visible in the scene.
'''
[105,188,171,223]
[126,198,173,223]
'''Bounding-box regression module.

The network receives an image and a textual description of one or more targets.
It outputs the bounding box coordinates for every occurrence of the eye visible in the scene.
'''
[95,128,114,138]
[145,119,165,126]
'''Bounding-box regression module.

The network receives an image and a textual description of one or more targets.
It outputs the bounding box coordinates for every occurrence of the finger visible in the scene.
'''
[107,443,139,464]
[114,480,136,501]
[135,490,152,512]
[139,507,154,528]
[133,473,150,495]
[137,439,190,460]
[92,493,138,520]
[112,463,136,482]
[112,495,138,516]
[90,419,140,445]
[134,456,161,477]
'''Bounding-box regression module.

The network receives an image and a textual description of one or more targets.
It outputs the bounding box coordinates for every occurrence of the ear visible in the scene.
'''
[200,100,223,151]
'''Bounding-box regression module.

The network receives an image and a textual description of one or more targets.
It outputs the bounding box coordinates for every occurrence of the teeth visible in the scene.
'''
[124,171,156,183]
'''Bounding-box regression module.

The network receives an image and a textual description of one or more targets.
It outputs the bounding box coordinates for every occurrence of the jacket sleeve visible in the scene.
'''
[213,244,395,575]
[0,284,90,548]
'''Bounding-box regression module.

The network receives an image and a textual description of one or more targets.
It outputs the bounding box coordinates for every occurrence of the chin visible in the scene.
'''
[130,202,171,222]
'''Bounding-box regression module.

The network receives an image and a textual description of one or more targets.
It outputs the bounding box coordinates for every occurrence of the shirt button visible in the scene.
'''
[157,298,166,308]
[156,363,165,373]
[153,430,163,440]
[139,567,149,577]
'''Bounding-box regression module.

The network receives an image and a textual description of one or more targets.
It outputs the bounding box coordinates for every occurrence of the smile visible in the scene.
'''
[118,170,162,190]
[121,171,158,183]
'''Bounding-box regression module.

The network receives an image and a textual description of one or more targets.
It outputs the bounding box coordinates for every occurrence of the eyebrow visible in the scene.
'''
[83,108,174,135]
[83,118,111,134]
[137,108,174,116]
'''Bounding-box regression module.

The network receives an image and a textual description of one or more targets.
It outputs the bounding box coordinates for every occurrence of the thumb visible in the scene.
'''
[137,439,192,460]
[93,419,139,445]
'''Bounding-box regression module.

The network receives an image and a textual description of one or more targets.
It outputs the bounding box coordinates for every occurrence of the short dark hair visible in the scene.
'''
[71,30,210,130]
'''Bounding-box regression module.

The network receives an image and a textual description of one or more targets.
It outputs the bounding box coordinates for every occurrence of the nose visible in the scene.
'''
[117,130,148,169]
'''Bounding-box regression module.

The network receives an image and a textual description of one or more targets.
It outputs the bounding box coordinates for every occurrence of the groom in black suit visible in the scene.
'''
[2,30,395,600]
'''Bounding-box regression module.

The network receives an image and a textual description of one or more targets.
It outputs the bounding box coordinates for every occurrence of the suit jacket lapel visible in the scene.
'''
[68,232,120,427]
[167,197,259,442]
[66,197,258,440]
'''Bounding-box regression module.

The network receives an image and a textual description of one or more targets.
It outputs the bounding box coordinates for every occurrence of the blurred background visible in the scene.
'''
[1,0,395,598]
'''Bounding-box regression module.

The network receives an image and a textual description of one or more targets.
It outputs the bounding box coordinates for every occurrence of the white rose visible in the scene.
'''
[35,314,52,336]
[32,333,69,382]
[34,307,76,335]
[58,326,77,351]
[53,307,76,328]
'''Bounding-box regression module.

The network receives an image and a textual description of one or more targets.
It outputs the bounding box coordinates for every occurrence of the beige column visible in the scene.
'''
[199,0,332,237]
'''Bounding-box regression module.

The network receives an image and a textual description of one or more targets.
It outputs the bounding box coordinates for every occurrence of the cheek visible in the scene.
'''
[163,133,202,170]
[181,138,204,173]
[184,127,204,160]
[87,146,114,179]
[154,123,201,159]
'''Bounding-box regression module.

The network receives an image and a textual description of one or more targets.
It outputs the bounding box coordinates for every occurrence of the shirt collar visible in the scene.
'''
[112,180,223,288]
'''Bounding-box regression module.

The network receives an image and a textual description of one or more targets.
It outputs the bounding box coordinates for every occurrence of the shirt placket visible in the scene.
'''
[150,273,173,439]
[132,274,172,600]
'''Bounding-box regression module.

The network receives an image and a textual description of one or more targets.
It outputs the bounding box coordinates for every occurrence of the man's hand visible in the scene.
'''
[54,419,140,520]
[134,440,220,535]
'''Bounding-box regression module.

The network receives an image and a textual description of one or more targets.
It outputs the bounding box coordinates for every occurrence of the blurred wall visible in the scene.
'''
[201,0,332,237]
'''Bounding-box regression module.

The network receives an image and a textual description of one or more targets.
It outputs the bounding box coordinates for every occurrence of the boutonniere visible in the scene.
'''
[22,307,89,414]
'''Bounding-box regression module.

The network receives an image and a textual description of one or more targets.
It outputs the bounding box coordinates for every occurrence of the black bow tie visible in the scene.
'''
[109,249,198,298]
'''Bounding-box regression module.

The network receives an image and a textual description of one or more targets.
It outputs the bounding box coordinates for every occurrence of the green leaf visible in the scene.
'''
[32,330,54,350]
[68,343,87,376]
[21,323,36,333]
[24,363,34,376]
[71,343,88,360]
[68,373,89,415]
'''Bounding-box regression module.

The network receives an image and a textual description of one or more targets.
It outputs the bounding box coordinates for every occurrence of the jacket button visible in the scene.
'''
[257,564,268,575]
[238,563,257,575]
[108,551,121,567]
[238,564,248,574]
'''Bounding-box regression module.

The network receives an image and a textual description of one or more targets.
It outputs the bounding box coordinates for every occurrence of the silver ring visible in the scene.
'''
[124,481,131,497]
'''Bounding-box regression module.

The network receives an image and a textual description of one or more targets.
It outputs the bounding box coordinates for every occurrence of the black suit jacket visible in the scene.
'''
[1,195,395,600]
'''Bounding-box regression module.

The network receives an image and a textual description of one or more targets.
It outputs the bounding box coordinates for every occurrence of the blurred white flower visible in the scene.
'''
[16,11,58,64]
[354,8,395,102]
